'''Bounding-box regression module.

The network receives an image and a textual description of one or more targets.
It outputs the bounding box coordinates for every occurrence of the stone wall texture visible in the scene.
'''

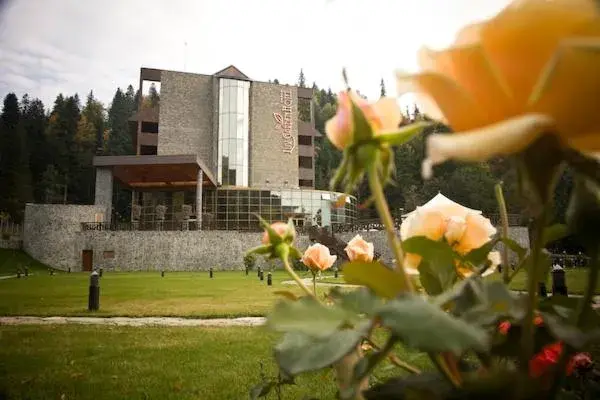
[94,167,112,223]
[159,71,215,171]
[249,83,299,188]
[22,201,531,272]
[23,204,105,270]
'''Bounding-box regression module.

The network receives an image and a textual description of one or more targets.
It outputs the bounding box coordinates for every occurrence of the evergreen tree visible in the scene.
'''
[273,79,280,84]
[0,93,32,220]
[106,88,134,155]
[146,83,160,108]
[82,91,105,151]
[380,78,386,97]
[298,69,306,88]
[21,95,47,202]
[413,104,421,121]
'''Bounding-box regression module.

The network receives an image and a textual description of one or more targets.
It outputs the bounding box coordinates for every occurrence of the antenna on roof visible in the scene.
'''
[184,41,188,72]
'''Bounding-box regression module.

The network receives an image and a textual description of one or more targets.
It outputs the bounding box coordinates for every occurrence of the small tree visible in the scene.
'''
[243,253,257,271]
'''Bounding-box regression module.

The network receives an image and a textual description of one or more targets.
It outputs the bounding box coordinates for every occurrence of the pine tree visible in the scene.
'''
[298,69,306,88]
[106,88,134,155]
[380,78,386,97]
[83,91,105,151]
[21,95,47,202]
[413,104,421,121]
[0,93,32,220]
[273,79,280,84]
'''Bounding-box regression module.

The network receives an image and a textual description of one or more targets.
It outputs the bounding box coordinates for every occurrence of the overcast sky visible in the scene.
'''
[0,0,509,109]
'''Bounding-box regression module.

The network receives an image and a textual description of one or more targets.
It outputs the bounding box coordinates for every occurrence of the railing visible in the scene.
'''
[550,254,591,268]
[82,220,203,232]
[487,213,524,227]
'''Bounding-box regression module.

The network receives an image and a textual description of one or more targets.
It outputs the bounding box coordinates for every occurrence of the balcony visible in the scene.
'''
[298,144,313,157]
[299,167,313,180]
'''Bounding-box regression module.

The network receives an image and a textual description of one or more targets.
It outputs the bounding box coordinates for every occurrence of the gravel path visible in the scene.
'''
[0,316,266,327]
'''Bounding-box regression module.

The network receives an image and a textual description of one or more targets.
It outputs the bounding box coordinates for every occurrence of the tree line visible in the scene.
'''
[0,73,572,228]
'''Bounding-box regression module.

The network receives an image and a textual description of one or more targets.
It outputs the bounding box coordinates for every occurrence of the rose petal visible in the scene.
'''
[531,38,600,150]
[455,213,497,255]
[419,45,514,126]
[371,97,402,132]
[396,71,486,131]
[423,113,555,174]
[480,0,597,106]
[445,216,467,244]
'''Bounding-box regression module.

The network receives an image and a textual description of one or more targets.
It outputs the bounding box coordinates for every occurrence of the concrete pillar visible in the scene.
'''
[196,169,203,230]
[95,167,113,224]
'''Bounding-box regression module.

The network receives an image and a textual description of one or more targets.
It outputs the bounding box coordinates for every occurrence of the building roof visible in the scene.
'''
[214,65,250,81]
[401,192,481,218]
[93,155,217,189]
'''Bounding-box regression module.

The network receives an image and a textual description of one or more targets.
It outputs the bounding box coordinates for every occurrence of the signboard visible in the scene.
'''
[273,89,295,154]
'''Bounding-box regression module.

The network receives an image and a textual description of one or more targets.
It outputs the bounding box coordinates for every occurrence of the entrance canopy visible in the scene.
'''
[402,192,481,219]
[93,155,216,189]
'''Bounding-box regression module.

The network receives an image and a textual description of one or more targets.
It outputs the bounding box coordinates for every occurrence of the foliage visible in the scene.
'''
[243,253,257,271]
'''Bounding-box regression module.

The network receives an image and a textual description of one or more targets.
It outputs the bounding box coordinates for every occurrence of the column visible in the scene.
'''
[94,167,113,225]
[196,169,203,230]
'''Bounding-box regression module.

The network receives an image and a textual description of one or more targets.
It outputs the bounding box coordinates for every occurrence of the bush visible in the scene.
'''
[243,253,257,271]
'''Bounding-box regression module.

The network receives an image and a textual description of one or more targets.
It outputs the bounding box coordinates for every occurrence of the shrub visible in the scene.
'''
[243,253,257,271]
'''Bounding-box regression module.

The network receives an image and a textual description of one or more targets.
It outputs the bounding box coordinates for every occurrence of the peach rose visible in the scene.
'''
[261,221,293,245]
[325,90,402,150]
[301,243,337,272]
[344,234,375,262]
[400,200,497,277]
[396,0,600,177]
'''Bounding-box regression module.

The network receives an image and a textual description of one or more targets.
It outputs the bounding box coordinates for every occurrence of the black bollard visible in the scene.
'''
[17,270,21,279]
[260,270,264,281]
[49,269,54,276]
[334,268,339,279]
[552,268,568,296]
[68,267,71,273]
[209,267,213,279]
[99,268,103,277]
[538,282,548,298]
[267,272,272,286]
[88,271,100,311]
[161,270,165,278]
[257,267,261,278]
[24,267,28,277]
[245,267,249,276]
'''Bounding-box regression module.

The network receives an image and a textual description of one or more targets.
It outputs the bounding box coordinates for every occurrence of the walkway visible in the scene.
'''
[0,316,266,327]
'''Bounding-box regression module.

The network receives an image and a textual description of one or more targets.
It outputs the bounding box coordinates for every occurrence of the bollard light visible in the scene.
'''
[260,270,264,281]
[209,267,214,279]
[24,267,29,277]
[334,268,339,279]
[68,267,71,273]
[552,266,568,296]
[99,268,103,277]
[88,271,100,311]
[49,269,54,276]
[161,270,165,278]
[257,267,261,278]
[267,272,272,286]
[17,270,21,279]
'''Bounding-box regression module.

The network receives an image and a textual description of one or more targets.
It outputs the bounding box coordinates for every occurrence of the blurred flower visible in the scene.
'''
[261,221,292,245]
[344,234,375,262]
[397,0,600,177]
[400,201,496,276]
[569,352,593,371]
[530,342,564,378]
[325,91,402,150]
[302,243,337,272]
[498,320,511,335]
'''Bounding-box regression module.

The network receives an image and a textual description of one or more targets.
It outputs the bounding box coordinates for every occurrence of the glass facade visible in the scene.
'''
[202,187,357,231]
[218,78,250,186]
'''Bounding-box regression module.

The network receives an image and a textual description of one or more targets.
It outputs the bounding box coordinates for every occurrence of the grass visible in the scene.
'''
[0,325,431,400]
[0,249,51,276]
[322,268,600,295]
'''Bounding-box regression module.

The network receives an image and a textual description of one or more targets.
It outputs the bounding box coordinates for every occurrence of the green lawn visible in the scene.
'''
[0,325,431,400]
[0,249,50,276]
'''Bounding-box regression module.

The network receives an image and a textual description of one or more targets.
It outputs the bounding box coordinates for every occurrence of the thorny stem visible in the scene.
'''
[364,338,421,375]
[520,208,548,368]
[367,166,413,292]
[282,257,315,299]
[494,183,511,284]
[312,271,317,296]
[548,246,599,397]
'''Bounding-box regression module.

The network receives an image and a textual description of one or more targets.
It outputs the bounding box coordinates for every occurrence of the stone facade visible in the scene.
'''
[22,202,530,271]
[249,82,299,188]
[158,71,215,171]
[23,204,105,269]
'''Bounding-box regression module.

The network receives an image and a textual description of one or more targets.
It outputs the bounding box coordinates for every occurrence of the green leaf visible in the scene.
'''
[541,313,600,349]
[484,281,525,320]
[542,224,569,246]
[246,245,272,257]
[267,297,354,338]
[377,122,430,147]
[249,380,276,399]
[461,238,500,266]
[342,261,404,299]
[349,96,373,143]
[330,287,383,316]
[376,295,489,354]
[403,236,457,293]
[275,327,367,376]
[567,176,600,248]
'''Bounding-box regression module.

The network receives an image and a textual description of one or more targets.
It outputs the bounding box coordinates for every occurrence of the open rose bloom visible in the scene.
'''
[302,243,337,272]
[396,0,600,176]
[400,193,499,277]
[344,234,375,263]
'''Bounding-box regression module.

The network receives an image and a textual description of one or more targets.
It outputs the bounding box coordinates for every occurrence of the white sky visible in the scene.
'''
[0,0,510,109]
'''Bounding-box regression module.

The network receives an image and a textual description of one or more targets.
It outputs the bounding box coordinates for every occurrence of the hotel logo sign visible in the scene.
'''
[273,89,295,154]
